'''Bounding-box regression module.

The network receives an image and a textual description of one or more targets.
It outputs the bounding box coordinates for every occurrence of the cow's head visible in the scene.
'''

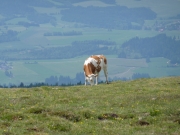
[86,74,97,85]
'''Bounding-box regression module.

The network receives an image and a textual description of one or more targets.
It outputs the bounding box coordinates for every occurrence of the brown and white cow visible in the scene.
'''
[83,55,108,86]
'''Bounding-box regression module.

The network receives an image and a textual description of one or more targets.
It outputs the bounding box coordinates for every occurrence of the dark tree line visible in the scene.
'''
[0,82,50,88]
[44,72,150,86]
[45,72,84,85]
[0,72,85,88]
[28,43,110,59]
[0,72,151,88]
[45,72,133,86]
[0,30,19,43]
[61,6,156,29]
[118,34,180,64]
[72,40,116,46]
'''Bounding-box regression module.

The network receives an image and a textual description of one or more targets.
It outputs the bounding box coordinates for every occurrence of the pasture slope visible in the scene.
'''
[0,76,180,135]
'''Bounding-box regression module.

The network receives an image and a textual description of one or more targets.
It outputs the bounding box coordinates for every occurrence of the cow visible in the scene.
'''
[83,55,108,86]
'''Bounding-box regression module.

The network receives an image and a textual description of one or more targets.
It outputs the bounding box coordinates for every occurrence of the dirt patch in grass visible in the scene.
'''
[98,112,135,120]
[136,120,150,126]
[28,107,47,114]
[98,113,118,120]
[27,127,42,132]
[48,111,81,122]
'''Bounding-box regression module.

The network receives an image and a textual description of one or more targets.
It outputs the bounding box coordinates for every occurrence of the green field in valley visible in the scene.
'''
[134,57,180,78]
[1,56,180,85]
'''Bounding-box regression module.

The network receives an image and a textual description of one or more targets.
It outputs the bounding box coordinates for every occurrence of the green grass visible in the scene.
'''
[0,77,180,134]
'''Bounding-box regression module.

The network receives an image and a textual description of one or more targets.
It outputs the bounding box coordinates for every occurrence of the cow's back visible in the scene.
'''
[84,57,97,76]
[98,55,107,67]
[84,55,107,75]
[92,55,107,68]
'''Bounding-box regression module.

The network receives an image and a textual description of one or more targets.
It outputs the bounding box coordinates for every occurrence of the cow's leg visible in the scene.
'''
[85,79,87,86]
[84,72,87,86]
[95,73,99,85]
[92,79,94,86]
[103,67,108,84]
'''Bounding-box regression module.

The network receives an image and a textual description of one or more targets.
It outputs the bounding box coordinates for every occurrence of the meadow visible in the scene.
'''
[134,57,180,78]
[0,77,180,135]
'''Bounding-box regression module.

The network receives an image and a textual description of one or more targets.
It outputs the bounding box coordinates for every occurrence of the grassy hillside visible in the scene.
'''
[0,77,180,135]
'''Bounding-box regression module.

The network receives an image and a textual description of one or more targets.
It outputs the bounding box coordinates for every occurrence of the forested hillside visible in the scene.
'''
[118,34,180,64]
